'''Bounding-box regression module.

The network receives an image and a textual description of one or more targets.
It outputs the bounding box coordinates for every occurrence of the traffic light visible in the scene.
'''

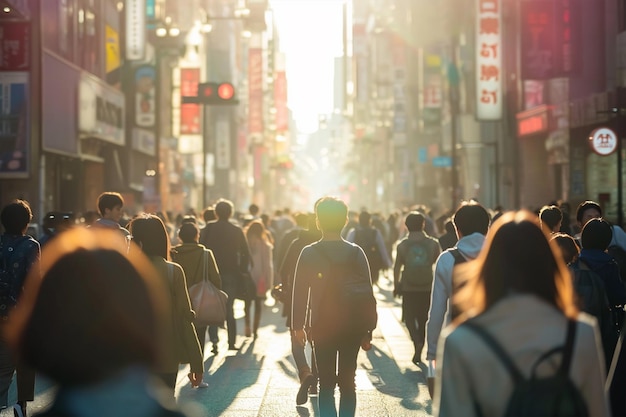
[193,82,239,105]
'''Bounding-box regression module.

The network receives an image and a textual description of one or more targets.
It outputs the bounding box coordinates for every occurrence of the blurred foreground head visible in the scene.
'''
[455,210,577,320]
[6,227,167,387]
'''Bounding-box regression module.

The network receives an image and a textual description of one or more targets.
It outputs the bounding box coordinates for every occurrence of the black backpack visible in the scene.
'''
[400,239,434,291]
[314,245,377,339]
[463,319,588,417]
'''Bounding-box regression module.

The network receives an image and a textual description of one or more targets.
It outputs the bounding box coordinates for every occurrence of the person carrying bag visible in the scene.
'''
[189,250,228,327]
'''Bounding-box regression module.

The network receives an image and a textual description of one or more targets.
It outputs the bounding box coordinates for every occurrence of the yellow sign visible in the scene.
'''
[105,25,120,74]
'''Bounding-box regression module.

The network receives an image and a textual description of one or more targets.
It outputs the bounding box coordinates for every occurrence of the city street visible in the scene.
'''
[1,278,433,417]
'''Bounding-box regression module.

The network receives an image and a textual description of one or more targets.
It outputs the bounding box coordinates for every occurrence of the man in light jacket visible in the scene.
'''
[425,202,490,363]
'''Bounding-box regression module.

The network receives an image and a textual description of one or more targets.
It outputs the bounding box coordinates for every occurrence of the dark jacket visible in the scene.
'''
[200,219,250,289]
[171,243,221,290]
[279,228,322,324]
[579,248,626,307]
[291,240,369,331]
[0,233,40,302]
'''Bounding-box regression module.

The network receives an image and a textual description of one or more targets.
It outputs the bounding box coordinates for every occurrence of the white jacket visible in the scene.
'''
[434,294,609,417]
[425,232,485,360]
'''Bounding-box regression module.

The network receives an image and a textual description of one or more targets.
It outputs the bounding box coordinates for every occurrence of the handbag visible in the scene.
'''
[235,271,257,301]
[188,251,228,327]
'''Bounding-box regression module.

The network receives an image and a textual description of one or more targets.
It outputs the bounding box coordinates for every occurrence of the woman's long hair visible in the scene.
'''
[455,210,578,321]
[246,220,272,254]
[128,214,170,260]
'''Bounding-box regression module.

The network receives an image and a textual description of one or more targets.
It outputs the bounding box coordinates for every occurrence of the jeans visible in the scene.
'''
[0,335,34,407]
[314,332,361,417]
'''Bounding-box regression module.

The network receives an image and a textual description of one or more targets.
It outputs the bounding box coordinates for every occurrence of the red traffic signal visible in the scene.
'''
[196,82,238,105]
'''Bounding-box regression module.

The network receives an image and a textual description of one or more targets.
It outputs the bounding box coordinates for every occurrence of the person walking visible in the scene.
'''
[393,212,441,364]
[279,212,322,405]
[292,197,375,417]
[243,220,273,339]
[425,202,490,363]
[128,214,205,397]
[200,199,251,350]
[346,211,392,286]
[171,222,222,360]
[433,211,609,416]
[91,192,130,239]
[6,227,200,416]
[0,200,40,417]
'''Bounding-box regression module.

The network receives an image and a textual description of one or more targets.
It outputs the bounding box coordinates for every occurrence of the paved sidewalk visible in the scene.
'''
[1,279,434,416]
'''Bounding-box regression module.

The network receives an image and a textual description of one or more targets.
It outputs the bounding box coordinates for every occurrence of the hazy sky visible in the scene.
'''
[270,0,345,133]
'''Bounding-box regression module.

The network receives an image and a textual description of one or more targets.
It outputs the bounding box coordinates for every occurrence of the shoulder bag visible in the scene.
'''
[188,250,229,327]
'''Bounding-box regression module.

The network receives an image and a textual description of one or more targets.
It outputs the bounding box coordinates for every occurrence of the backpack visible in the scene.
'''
[354,228,383,273]
[0,236,30,317]
[570,260,619,364]
[400,239,434,291]
[607,244,626,282]
[449,248,467,320]
[464,319,588,417]
[314,245,377,339]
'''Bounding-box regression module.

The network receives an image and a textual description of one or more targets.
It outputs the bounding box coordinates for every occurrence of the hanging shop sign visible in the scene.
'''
[476,0,502,120]
[78,74,125,146]
[588,127,618,156]
[125,0,146,60]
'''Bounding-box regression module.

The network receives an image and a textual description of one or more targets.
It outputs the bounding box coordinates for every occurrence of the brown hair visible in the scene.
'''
[455,210,578,321]
[128,214,170,260]
[7,228,168,386]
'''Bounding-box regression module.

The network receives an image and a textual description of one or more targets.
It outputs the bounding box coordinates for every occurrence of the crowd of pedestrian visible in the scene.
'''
[1,192,626,416]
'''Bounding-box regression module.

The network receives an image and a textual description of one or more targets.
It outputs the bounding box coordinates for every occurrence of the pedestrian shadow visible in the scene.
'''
[365,345,432,414]
[177,340,266,416]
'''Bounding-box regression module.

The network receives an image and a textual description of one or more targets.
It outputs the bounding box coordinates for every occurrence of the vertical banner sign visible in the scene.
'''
[554,0,581,76]
[125,0,146,60]
[520,1,554,79]
[274,71,288,132]
[0,22,29,70]
[476,0,502,120]
[248,48,264,138]
[180,68,201,135]
[134,65,156,127]
[0,72,28,177]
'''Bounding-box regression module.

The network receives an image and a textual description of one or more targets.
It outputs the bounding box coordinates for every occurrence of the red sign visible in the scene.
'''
[0,22,29,70]
[248,48,263,136]
[180,68,200,135]
[516,105,550,137]
[274,71,288,132]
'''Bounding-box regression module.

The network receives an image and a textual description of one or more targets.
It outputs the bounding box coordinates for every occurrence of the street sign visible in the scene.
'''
[589,127,618,156]
[432,156,452,167]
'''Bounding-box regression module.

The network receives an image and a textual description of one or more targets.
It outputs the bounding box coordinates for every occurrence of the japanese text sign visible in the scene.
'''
[476,0,502,120]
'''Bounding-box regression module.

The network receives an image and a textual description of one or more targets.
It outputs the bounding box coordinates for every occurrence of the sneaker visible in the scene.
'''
[13,403,25,417]
[194,381,209,389]
[228,344,240,351]
[296,373,315,405]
